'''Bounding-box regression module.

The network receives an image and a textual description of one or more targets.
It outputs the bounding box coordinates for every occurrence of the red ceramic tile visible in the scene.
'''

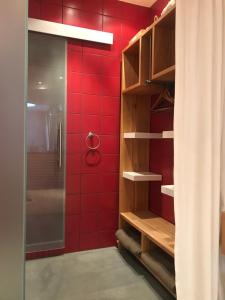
[103,0,124,18]
[99,192,118,211]
[63,0,83,9]
[68,72,82,94]
[121,20,141,45]
[42,0,62,5]
[101,56,120,76]
[63,7,81,26]
[150,108,173,132]
[81,173,101,193]
[102,38,122,56]
[138,6,152,28]
[100,155,119,172]
[149,105,174,224]
[65,214,80,252]
[80,150,102,173]
[101,76,120,97]
[26,248,64,260]
[81,115,101,134]
[68,39,83,52]
[82,94,101,115]
[67,154,81,174]
[103,16,122,40]
[29,0,41,18]
[80,232,100,250]
[83,39,122,57]
[66,134,81,154]
[83,0,103,14]
[161,195,175,223]
[81,74,102,95]
[68,50,83,73]
[83,41,111,56]
[40,3,63,23]
[63,7,103,31]
[102,96,120,116]
[151,0,168,15]
[98,210,118,230]
[66,194,81,214]
[99,230,117,248]
[121,2,143,22]
[101,115,119,135]
[101,135,119,154]
[83,54,104,75]
[81,194,100,212]
[80,212,98,233]
[101,173,118,192]
[67,93,82,114]
[66,174,80,194]
[67,114,81,133]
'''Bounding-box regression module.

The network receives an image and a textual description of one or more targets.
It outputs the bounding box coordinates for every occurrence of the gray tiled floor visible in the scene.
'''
[26,247,174,300]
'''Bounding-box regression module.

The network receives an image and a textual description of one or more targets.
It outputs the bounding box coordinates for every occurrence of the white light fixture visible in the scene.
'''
[28,18,113,45]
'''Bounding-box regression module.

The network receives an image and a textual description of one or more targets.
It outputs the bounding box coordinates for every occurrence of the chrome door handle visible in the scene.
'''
[58,122,62,168]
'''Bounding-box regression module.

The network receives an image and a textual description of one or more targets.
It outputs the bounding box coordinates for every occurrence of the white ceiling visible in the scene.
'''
[119,0,157,8]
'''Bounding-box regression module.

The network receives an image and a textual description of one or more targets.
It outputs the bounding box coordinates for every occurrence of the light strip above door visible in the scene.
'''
[28,18,114,45]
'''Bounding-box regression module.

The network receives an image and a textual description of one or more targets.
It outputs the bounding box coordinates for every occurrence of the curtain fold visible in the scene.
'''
[174,1,225,299]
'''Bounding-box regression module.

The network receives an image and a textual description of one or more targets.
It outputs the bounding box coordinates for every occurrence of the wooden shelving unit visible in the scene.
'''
[119,6,176,297]
[152,7,175,82]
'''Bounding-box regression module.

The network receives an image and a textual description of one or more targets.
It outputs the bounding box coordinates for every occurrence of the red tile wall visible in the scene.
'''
[28,0,155,254]
[149,109,174,223]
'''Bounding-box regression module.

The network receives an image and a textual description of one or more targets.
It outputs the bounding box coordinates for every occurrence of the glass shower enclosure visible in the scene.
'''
[26,32,66,252]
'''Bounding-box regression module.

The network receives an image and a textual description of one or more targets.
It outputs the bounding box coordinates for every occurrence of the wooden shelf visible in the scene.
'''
[152,65,175,82]
[124,132,162,139]
[162,131,174,139]
[122,82,161,95]
[161,185,174,197]
[120,211,175,257]
[123,40,140,90]
[123,131,173,139]
[123,172,162,181]
[152,7,175,81]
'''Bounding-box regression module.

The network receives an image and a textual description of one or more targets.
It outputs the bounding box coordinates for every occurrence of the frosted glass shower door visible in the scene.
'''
[26,32,66,252]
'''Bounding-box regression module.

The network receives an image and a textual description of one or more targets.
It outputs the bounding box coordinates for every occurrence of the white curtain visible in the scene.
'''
[174,1,225,299]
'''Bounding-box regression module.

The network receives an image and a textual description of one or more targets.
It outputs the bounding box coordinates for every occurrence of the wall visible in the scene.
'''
[0,1,26,298]
[28,0,154,253]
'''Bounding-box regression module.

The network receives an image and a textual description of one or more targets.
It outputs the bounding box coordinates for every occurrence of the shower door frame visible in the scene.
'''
[26,31,67,253]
